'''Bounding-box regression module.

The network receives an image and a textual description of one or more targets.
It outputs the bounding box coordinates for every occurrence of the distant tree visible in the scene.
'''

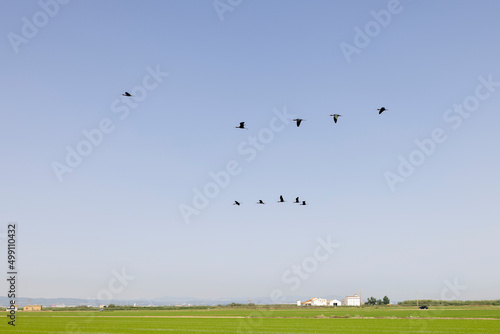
[228,303,244,307]
[376,299,383,305]
[107,304,116,308]
[383,296,390,305]
[366,297,377,306]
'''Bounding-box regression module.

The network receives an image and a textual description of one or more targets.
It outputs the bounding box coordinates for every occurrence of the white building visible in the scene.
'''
[342,293,361,306]
[311,298,327,306]
[299,297,327,306]
[327,299,342,306]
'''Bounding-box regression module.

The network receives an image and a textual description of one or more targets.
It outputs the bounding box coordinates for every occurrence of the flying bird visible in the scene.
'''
[377,107,387,114]
[293,118,305,127]
[257,200,265,204]
[233,201,240,206]
[235,122,247,129]
[294,197,300,203]
[278,195,286,203]
[300,201,307,205]
[330,114,342,123]
[122,92,134,97]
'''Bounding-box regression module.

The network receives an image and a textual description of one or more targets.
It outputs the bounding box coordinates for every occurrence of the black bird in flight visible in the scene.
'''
[330,114,342,123]
[294,197,300,203]
[233,201,241,206]
[377,107,387,114]
[293,118,305,127]
[300,200,307,205]
[122,92,134,97]
[235,122,247,129]
[257,200,265,204]
[278,195,286,203]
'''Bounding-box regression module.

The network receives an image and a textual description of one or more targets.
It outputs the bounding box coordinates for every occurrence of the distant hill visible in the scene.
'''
[0,294,345,307]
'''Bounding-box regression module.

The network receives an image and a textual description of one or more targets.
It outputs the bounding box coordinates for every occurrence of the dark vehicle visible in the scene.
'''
[419,305,428,309]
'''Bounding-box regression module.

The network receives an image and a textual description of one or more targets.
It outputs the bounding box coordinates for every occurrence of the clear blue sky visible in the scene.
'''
[1,0,500,302]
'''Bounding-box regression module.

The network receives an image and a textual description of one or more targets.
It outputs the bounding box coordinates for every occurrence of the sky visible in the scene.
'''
[1,0,500,303]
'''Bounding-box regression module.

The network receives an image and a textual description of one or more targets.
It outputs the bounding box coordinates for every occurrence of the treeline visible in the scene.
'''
[365,296,390,306]
[43,305,214,311]
[41,303,296,311]
[398,300,500,306]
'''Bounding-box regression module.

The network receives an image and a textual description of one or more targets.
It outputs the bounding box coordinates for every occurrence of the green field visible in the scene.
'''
[5,306,500,333]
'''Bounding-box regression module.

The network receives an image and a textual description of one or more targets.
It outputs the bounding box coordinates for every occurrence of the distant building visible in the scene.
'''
[298,298,327,306]
[327,299,342,306]
[342,294,361,306]
[23,305,42,311]
[99,305,108,309]
[312,298,327,306]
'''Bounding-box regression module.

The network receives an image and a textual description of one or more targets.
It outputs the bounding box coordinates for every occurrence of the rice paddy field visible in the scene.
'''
[6,306,500,333]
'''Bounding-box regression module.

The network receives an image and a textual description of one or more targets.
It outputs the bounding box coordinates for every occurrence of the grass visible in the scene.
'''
[25,305,500,319]
[7,306,500,333]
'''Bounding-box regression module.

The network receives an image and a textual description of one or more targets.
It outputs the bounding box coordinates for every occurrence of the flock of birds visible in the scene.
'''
[234,107,387,130]
[121,92,388,207]
[233,196,307,206]
[233,106,388,206]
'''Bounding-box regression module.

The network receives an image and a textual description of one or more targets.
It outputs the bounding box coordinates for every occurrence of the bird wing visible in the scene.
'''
[240,122,245,127]
[297,119,302,127]
[334,117,338,123]
[280,195,284,202]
